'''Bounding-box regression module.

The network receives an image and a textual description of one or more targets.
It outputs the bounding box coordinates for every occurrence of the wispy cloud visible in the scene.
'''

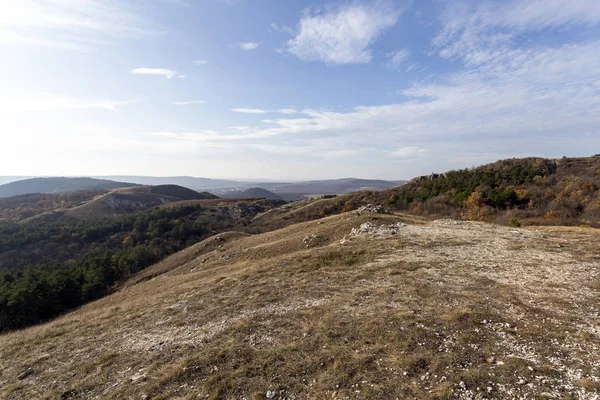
[278,108,298,114]
[270,23,295,35]
[158,0,193,7]
[174,100,205,105]
[433,0,600,63]
[390,146,427,158]
[152,36,600,166]
[0,0,156,50]
[193,59,207,65]
[385,49,410,70]
[233,41,262,51]
[231,108,268,114]
[0,92,139,112]
[129,68,182,79]
[286,1,401,65]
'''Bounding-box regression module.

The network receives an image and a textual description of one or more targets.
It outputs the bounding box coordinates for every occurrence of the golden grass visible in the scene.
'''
[0,213,598,399]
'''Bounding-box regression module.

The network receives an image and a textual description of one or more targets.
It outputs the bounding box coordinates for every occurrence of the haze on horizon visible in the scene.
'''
[1,0,599,181]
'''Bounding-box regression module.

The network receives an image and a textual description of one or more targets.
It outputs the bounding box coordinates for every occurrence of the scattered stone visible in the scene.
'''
[342,222,407,242]
[266,390,276,398]
[130,372,147,383]
[433,218,462,225]
[302,234,325,248]
[355,204,388,214]
[18,367,33,380]
[167,301,189,310]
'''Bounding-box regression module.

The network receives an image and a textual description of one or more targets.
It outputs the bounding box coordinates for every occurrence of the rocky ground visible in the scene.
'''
[0,210,598,399]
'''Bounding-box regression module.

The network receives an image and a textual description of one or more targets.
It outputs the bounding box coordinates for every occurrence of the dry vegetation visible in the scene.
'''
[0,208,598,399]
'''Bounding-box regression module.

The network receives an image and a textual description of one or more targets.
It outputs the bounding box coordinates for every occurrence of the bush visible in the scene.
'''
[509,218,522,227]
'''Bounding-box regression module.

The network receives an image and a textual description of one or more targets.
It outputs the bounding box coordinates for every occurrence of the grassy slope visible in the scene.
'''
[65,185,218,221]
[0,210,598,399]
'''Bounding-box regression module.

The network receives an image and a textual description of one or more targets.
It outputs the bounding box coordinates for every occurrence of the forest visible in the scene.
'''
[0,204,212,331]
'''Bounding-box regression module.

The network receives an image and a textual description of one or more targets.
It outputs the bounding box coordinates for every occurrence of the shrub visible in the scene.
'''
[509,218,522,227]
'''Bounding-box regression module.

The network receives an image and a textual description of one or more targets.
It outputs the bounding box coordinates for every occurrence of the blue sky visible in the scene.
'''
[1,0,599,180]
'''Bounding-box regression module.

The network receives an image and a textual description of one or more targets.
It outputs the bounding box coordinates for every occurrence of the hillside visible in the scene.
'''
[219,187,283,200]
[65,185,218,221]
[0,191,106,223]
[0,177,138,198]
[0,198,286,331]
[332,156,600,228]
[0,209,598,399]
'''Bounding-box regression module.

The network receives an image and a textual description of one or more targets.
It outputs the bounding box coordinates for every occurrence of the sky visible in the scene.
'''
[0,0,599,180]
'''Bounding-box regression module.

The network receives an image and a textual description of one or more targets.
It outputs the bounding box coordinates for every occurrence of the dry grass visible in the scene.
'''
[0,212,598,399]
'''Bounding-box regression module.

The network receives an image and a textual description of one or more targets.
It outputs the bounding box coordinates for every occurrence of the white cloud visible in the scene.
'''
[433,0,600,62]
[0,0,155,50]
[390,146,426,158]
[151,40,600,166]
[286,1,401,65]
[129,68,178,79]
[193,59,207,65]
[278,108,298,114]
[0,92,138,112]
[233,42,261,50]
[385,49,410,70]
[173,100,205,105]
[271,23,295,35]
[231,108,268,114]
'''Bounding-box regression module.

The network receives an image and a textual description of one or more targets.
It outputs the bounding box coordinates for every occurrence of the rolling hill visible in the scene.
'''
[254,178,405,195]
[65,185,218,220]
[96,176,403,200]
[0,177,138,198]
[219,187,283,200]
[0,207,598,399]
[97,176,244,190]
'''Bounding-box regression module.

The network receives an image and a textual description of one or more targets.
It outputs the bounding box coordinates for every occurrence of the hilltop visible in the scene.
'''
[0,185,218,223]
[0,177,138,198]
[97,176,243,190]
[0,208,598,399]
[219,187,283,200]
[0,191,106,223]
[65,185,218,221]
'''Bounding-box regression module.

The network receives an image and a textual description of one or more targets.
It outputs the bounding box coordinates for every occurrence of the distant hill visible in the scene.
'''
[219,187,283,200]
[0,177,137,198]
[66,184,218,220]
[0,176,32,186]
[97,176,244,190]
[255,178,404,196]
